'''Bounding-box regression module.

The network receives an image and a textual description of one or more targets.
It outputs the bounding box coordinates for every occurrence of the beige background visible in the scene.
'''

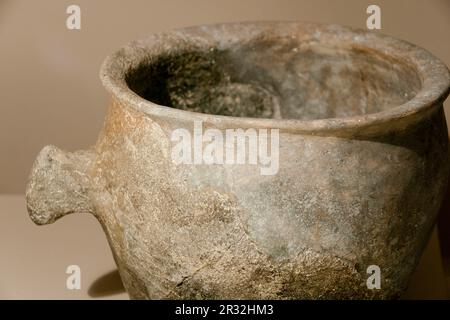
[0,0,449,193]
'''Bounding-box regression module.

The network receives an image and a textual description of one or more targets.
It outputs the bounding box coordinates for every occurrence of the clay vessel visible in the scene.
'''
[26,22,450,299]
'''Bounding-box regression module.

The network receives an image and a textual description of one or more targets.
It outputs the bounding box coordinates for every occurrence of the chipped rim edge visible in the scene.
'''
[99,21,450,134]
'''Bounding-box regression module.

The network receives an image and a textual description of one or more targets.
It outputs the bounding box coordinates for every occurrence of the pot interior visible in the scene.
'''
[125,37,422,120]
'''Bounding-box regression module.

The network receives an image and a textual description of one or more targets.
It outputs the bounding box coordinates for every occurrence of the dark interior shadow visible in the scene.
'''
[88,269,126,298]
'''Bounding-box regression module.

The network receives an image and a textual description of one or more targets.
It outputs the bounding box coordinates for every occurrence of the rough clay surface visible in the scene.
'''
[26,22,450,299]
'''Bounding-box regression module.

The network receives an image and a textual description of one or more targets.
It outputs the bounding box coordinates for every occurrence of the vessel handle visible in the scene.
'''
[26,145,96,225]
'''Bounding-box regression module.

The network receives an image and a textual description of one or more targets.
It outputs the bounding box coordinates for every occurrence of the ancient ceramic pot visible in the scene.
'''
[26,22,450,299]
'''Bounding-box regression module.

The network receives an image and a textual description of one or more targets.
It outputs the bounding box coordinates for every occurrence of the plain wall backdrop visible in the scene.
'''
[1,0,449,193]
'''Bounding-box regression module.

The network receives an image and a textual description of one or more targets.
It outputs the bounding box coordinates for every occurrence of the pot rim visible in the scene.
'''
[100,21,450,134]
